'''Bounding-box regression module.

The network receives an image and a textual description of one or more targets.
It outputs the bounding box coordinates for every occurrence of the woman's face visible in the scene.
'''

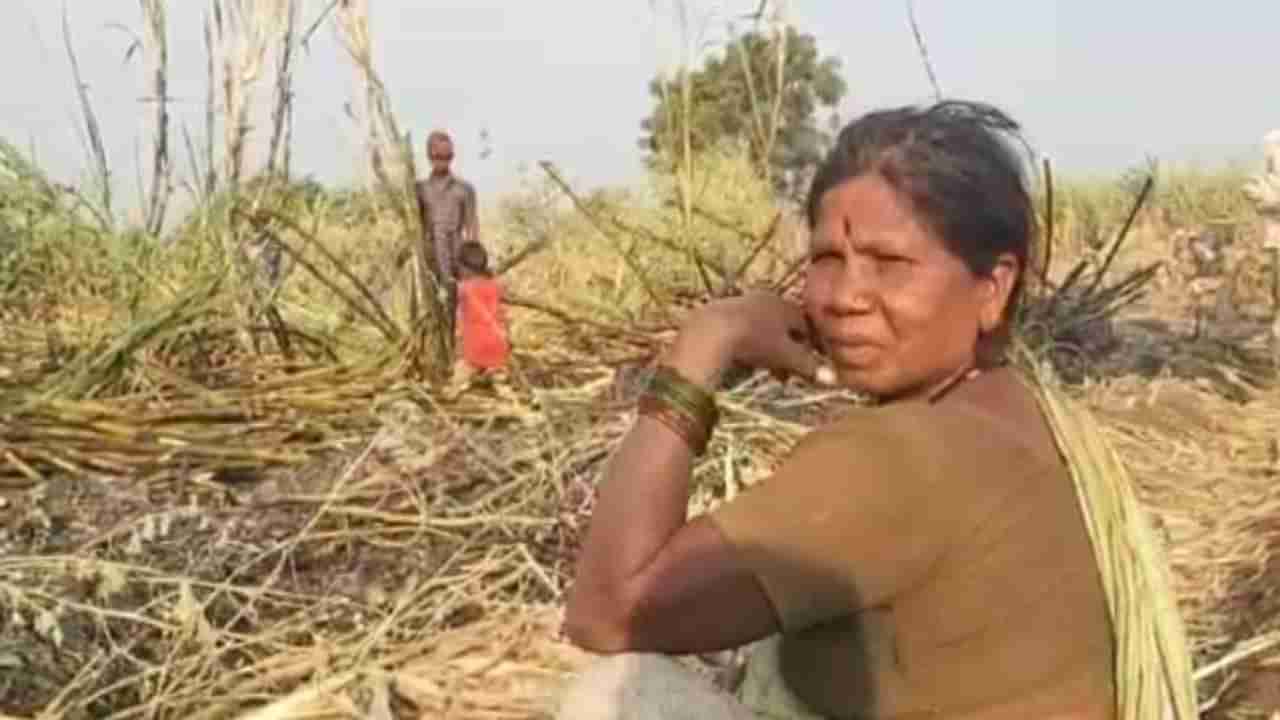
[803,174,1018,400]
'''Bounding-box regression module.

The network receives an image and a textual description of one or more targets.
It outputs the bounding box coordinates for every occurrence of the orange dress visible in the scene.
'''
[456,277,510,370]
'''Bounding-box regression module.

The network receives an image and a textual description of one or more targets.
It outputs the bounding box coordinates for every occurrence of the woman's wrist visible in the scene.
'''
[625,314,732,456]
[662,315,737,389]
[641,357,722,456]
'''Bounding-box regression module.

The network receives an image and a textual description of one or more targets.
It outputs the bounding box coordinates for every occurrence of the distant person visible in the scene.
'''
[416,130,481,335]
[453,240,510,384]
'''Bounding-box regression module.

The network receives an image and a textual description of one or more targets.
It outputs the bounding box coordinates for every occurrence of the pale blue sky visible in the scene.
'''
[3,1,1278,219]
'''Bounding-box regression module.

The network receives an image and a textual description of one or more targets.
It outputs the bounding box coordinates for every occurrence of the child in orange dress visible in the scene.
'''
[452,241,510,385]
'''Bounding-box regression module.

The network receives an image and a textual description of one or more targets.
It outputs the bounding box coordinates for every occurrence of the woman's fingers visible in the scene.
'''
[707,292,837,387]
[769,307,834,386]
[772,333,835,387]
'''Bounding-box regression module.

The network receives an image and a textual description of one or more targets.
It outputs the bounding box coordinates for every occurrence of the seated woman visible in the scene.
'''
[557,101,1119,719]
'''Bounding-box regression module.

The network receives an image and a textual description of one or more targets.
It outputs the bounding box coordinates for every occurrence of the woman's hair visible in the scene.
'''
[806,100,1038,339]
[457,241,490,275]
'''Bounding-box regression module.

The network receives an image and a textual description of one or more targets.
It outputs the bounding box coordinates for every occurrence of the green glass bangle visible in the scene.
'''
[638,393,710,455]
[648,365,718,428]
[634,364,720,455]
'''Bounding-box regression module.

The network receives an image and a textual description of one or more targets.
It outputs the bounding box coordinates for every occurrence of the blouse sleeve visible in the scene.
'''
[707,409,954,632]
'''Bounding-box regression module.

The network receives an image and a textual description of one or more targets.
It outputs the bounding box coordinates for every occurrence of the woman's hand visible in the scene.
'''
[663,292,835,389]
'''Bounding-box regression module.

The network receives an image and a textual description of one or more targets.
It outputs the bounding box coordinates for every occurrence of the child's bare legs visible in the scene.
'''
[450,358,476,387]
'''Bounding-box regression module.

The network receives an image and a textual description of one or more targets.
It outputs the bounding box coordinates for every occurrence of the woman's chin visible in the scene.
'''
[834,365,886,394]
[834,365,914,400]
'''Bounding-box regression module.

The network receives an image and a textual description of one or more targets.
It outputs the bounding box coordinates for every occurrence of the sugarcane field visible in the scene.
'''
[2,2,1280,719]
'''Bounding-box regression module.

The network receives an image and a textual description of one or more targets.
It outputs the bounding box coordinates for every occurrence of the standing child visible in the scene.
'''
[452,241,510,385]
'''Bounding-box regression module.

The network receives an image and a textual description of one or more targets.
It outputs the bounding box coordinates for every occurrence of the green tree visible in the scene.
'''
[639,25,848,199]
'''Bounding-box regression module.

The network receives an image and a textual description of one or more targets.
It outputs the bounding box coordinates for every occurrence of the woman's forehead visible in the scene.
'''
[811,177,937,249]
[817,176,917,223]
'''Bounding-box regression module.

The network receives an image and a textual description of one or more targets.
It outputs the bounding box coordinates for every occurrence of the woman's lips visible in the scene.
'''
[825,337,880,366]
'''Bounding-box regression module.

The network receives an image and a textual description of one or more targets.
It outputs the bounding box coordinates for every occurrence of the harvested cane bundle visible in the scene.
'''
[1020,348,1199,720]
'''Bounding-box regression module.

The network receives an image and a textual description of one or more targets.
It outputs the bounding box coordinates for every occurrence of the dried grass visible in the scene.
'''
[1084,377,1280,717]
[60,5,114,231]
[135,0,173,236]
[0,326,846,719]
[3,293,1279,719]
[214,0,289,191]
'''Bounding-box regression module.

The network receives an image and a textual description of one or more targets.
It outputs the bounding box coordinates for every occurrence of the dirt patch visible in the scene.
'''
[1225,669,1280,718]
[1204,538,1280,720]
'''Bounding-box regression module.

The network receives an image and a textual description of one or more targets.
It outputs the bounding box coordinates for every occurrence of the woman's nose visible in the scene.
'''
[827,257,876,314]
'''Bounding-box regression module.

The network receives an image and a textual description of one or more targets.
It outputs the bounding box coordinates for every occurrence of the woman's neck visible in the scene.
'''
[872,356,1008,407]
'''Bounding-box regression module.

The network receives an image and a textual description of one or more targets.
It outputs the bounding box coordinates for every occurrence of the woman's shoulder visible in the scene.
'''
[813,369,1064,475]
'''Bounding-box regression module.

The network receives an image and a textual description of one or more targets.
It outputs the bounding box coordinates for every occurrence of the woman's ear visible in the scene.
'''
[979,253,1020,333]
